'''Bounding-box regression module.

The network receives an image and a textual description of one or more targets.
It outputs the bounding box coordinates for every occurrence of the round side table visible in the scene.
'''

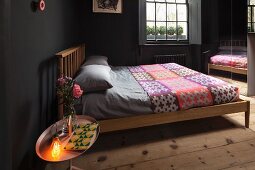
[36,115,100,170]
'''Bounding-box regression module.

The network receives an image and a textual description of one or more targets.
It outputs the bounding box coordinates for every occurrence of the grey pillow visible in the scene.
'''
[75,65,113,92]
[83,55,109,66]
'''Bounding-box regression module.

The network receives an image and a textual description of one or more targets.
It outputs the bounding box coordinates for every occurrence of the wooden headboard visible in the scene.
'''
[55,44,85,119]
[56,44,85,78]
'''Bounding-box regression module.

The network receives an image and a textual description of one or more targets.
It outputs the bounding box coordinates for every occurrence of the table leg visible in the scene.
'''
[69,159,84,170]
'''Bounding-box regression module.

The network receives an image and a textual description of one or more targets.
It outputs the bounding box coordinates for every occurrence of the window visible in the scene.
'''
[248,0,255,32]
[146,0,189,42]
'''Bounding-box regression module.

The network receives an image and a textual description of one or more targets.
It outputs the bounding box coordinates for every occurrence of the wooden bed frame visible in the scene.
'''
[56,44,250,133]
[208,64,247,75]
[208,40,247,75]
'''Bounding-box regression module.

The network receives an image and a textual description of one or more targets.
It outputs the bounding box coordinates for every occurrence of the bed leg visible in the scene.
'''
[245,101,250,128]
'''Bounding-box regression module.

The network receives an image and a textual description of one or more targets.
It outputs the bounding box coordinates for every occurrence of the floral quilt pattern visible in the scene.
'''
[129,63,239,113]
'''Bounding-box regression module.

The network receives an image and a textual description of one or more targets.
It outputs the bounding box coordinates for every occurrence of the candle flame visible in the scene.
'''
[51,141,61,158]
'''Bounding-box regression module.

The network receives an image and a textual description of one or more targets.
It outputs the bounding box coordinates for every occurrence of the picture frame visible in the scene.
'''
[93,0,122,14]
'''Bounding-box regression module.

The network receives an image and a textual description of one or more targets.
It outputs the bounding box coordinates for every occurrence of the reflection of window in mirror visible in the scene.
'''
[248,0,255,32]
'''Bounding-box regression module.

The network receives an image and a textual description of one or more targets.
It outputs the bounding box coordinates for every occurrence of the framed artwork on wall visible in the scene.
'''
[93,0,122,14]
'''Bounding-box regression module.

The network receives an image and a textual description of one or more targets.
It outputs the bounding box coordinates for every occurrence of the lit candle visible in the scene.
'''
[51,137,61,159]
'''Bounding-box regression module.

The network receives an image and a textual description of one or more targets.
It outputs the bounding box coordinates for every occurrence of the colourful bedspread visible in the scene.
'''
[129,63,239,113]
[210,54,247,68]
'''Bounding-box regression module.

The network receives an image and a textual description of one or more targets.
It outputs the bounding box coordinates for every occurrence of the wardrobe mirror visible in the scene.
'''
[247,0,255,96]
[229,0,248,96]
[205,0,233,83]
[204,0,248,95]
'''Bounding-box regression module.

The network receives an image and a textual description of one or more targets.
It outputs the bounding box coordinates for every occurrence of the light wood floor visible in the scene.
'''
[46,96,255,170]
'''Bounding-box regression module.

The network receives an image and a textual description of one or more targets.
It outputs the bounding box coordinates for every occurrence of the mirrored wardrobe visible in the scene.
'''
[248,0,255,96]
[203,0,249,96]
[229,0,248,96]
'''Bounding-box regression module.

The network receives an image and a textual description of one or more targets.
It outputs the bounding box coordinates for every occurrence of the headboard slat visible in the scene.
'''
[56,44,85,78]
[59,58,64,76]
[56,44,85,119]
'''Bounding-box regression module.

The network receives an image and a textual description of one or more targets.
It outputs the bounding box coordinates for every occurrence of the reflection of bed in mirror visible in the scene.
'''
[208,40,247,75]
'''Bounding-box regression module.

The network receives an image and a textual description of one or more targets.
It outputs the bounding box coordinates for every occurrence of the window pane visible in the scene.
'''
[252,23,255,32]
[156,22,167,40]
[156,3,167,21]
[167,22,177,40]
[155,0,166,2]
[166,0,175,2]
[177,4,187,21]
[248,23,251,32]
[248,7,251,22]
[167,4,176,21]
[250,0,255,5]
[147,3,155,21]
[147,22,156,40]
[177,22,188,40]
[176,0,186,3]
[253,7,255,22]
[147,0,155,2]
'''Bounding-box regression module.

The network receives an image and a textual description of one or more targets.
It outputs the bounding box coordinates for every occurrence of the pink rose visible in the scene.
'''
[58,76,66,86]
[73,84,83,98]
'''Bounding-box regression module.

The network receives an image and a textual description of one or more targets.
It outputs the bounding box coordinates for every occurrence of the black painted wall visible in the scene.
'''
[2,0,86,169]
[139,44,192,66]
[202,0,219,44]
[83,0,139,66]
[1,0,12,169]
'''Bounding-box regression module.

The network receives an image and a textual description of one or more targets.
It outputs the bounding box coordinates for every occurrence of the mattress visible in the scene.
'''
[81,66,152,120]
[210,54,247,69]
[81,64,239,120]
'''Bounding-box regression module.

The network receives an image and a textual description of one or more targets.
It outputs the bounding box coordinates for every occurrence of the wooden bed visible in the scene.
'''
[56,44,250,133]
[208,40,247,75]
[208,64,247,75]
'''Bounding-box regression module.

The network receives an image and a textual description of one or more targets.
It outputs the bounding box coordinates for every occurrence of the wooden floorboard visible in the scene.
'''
[71,128,255,170]
[45,96,255,170]
[115,139,255,170]
[221,161,255,170]
[46,114,255,170]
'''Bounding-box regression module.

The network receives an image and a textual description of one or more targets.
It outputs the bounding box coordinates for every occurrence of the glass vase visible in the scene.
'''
[61,106,77,136]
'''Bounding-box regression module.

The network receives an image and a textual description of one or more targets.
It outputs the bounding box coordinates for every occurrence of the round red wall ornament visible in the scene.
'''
[38,0,45,11]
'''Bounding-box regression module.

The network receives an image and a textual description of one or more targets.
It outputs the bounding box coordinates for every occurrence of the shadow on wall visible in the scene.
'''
[14,57,58,170]
[38,57,58,129]
[12,101,35,170]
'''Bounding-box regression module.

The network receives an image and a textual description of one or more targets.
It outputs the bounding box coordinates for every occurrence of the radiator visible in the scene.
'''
[154,54,186,66]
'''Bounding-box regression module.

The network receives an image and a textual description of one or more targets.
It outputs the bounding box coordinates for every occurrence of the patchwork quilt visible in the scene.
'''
[128,63,239,113]
[210,54,247,68]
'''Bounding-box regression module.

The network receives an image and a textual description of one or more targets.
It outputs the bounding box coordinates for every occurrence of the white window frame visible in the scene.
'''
[139,0,201,45]
[248,0,255,32]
